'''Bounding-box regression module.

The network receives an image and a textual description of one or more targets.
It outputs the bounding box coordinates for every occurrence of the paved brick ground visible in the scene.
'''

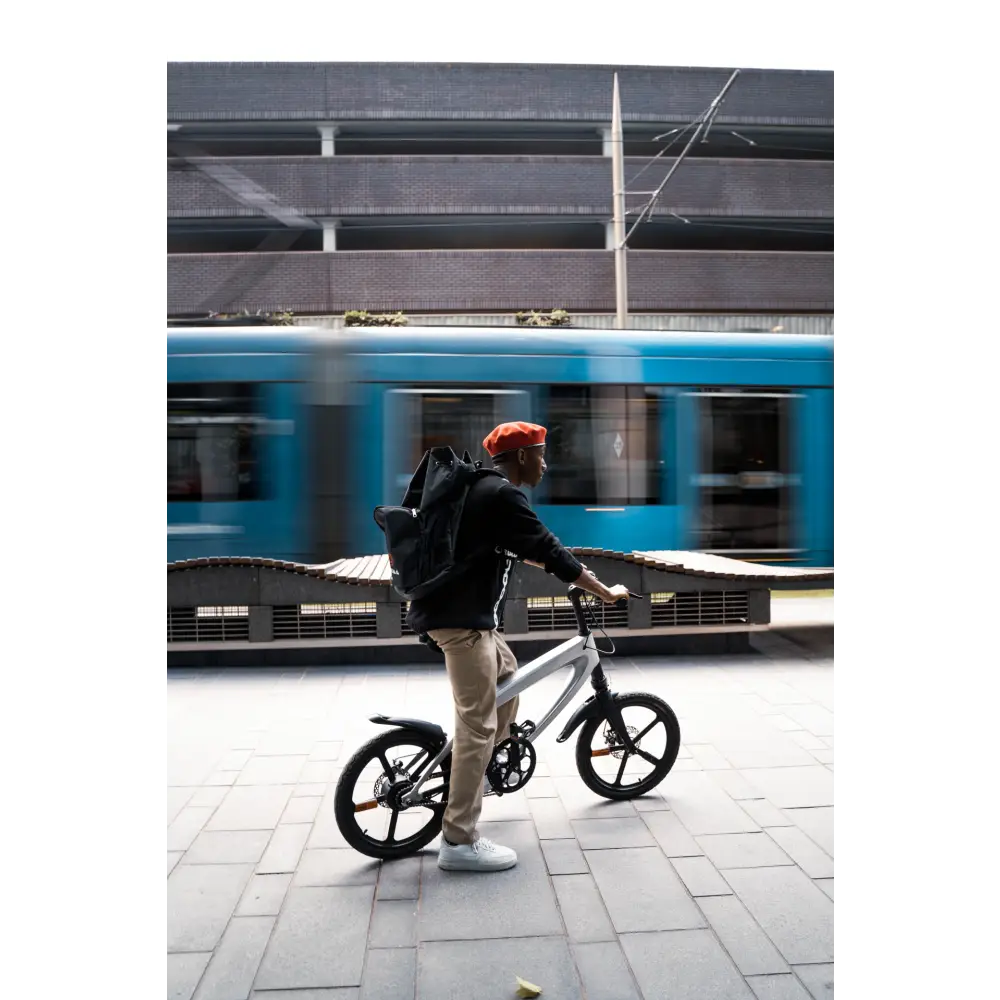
[168,628,833,1000]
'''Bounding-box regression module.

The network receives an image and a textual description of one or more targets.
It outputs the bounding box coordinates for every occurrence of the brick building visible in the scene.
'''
[167,62,833,331]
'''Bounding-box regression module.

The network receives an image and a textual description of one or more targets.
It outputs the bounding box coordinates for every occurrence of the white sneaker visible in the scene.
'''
[438,836,518,871]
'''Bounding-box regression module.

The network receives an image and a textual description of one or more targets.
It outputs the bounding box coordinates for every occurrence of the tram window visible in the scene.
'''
[543,385,663,505]
[168,383,264,502]
[388,388,531,490]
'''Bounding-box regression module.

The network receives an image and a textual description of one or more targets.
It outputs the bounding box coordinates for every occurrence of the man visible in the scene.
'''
[407,421,629,872]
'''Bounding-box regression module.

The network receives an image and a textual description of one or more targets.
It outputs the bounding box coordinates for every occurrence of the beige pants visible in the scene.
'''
[427,627,519,845]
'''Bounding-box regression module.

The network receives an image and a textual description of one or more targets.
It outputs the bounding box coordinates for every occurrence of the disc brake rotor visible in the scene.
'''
[603,723,639,759]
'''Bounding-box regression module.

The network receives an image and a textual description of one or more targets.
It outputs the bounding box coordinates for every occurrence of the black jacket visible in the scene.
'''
[406,476,584,633]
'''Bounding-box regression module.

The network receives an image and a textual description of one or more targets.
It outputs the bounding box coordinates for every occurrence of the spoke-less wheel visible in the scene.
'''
[334,729,449,860]
[575,692,681,800]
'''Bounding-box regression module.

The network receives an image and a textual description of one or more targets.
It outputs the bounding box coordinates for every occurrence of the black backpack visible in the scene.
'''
[373,446,504,601]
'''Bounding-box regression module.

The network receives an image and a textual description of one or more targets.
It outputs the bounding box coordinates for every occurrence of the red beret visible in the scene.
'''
[483,421,547,458]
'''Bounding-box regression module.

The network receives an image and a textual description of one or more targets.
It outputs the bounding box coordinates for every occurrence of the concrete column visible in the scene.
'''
[601,127,613,157]
[376,601,402,639]
[322,220,340,252]
[318,126,338,156]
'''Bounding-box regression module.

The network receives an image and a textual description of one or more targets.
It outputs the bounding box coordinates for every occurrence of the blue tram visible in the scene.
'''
[167,327,833,567]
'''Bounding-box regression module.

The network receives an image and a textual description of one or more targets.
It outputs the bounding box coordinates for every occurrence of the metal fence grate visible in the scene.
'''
[650,591,749,627]
[526,596,629,633]
[400,602,415,636]
[168,607,250,642]
[273,603,378,639]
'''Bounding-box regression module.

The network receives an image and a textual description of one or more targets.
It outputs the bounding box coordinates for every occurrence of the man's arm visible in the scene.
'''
[492,486,627,604]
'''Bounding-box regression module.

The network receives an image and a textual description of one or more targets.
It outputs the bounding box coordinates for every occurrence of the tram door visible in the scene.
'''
[692,392,799,559]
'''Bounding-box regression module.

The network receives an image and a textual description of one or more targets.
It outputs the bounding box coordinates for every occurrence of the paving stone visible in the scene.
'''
[168,863,255,953]
[258,825,312,875]
[671,855,733,896]
[688,744,734,769]
[570,941,642,1000]
[524,776,558,798]
[237,756,308,786]
[723,866,834,964]
[218,749,254,771]
[661,772,760,834]
[782,705,834,736]
[205,771,239,787]
[253,885,374,990]
[280,795,322,825]
[552,776,637,819]
[586,846,706,932]
[710,770,763,800]
[571,816,656,849]
[711,737,817,769]
[793,963,834,999]
[738,768,833,809]
[620,928,754,1000]
[309,741,343,761]
[741,799,794,827]
[190,786,229,809]
[300,761,339,783]
[418,821,563,940]
[359,947,415,1000]
[767,714,803,732]
[785,806,840,858]
[168,852,183,876]
[540,838,589,875]
[236,874,292,917]
[193,915,275,1000]
[169,788,196,825]
[417,936,581,1000]
[632,791,671,811]
[480,790,532,820]
[208,787,294,832]
[814,879,834,900]
[368,899,418,948]
[169,952,212,1000]
[294,783,329,797]
[255,731,319,756]
[527,796,574,839]
[293,848,381,887]
[697,832,794,869]
[551,874,616,942]
[252,990,358,999]
[640,810,703,856]
[747,974,813,1000]
[810,748,834,764]
[766,827,834,878]
[308,797,352,849]
[169,807,216,851]
[376,854,422,900]
[698,895,790,975]
[788,731,827,751]
[186,830,272,865]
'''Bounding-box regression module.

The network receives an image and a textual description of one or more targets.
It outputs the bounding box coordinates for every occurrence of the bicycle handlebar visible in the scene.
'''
[567,585,640,634]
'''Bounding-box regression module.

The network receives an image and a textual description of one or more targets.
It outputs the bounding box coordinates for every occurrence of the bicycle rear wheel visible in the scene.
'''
[334,728,449,860]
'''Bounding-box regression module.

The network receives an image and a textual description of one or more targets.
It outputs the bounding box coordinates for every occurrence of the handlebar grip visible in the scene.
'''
[614,596,629,610]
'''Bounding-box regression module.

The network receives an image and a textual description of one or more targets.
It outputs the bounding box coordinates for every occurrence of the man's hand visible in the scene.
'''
[604,583,629,604]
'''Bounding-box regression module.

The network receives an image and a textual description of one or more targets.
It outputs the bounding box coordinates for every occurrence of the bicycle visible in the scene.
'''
[333,585,682,860]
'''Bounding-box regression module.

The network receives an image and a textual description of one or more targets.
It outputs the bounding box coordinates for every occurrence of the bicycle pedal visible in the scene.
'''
[511,720,536,738]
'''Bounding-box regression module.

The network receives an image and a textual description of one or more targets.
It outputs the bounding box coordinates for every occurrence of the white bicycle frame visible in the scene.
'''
[400,631,601,806]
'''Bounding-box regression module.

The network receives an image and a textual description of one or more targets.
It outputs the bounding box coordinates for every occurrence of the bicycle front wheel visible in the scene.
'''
[575,692,681,800]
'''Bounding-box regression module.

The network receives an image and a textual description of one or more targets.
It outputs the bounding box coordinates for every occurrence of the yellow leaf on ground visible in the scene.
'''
[515,976,542,998]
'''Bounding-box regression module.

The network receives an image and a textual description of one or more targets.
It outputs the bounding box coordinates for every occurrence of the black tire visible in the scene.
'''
[575,692,681,800]
[334,728,449,860]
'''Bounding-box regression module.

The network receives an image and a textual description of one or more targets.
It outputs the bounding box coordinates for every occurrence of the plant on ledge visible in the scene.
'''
[515,309,571,327]
[208,309,295,326]
[344,310,409,327]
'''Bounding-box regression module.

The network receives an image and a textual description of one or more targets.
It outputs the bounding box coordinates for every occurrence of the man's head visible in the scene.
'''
[483,421,548,488]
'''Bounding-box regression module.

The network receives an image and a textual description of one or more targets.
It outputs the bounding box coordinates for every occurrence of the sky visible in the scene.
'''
[164,0,834,71]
